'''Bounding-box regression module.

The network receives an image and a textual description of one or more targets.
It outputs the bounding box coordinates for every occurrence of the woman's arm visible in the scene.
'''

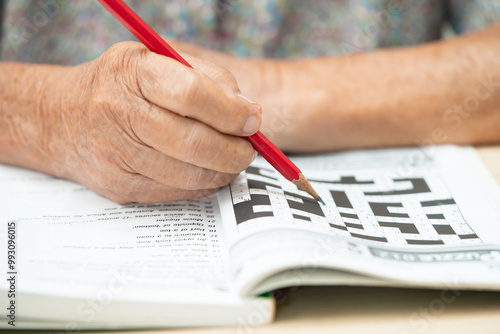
[173,23,500,152]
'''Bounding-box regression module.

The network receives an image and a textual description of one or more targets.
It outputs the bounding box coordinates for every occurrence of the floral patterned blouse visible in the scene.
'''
[1,0,499,65]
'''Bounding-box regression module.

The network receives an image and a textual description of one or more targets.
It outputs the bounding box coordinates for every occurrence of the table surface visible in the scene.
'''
[24,145,500,334]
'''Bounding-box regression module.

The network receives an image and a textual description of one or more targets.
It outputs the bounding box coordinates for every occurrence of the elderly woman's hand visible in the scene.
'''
[37,42,261,203]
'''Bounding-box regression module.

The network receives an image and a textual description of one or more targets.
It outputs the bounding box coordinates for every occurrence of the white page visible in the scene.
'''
[0,165,242,316]
[218,146,500,295]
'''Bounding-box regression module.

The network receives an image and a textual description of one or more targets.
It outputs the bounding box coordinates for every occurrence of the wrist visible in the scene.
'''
[0,62,72,175]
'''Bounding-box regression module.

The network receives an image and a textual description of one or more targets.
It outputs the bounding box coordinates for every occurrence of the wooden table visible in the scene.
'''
[21,146,500,334]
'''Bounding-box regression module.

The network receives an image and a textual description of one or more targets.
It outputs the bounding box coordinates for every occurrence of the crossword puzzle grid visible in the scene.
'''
[229,166,481,246]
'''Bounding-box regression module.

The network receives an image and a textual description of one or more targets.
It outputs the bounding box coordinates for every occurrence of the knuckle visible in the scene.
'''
[97,42,146,89]
[177,70,203,109]
[181,168,218,190]
[226,140,255,173]
[212,172,238,187]
[179,167,238,190]
[210,66,237,85]
[103,42,129,58]
[181,126,219,164]
[102,42,143,65]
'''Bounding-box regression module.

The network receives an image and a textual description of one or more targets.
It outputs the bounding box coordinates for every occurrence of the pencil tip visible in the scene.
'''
[292,174,323,204]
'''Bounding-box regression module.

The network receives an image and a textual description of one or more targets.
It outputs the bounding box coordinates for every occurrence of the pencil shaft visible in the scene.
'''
[98,0,191,67]
[247,132,301,181]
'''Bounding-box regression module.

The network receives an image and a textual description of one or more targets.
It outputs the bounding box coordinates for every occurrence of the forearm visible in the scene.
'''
[0,63,70,173]
[200,24,500,152]
[275,24,500,151]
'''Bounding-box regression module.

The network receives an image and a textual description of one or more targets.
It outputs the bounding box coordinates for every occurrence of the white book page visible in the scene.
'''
[0,165,240,309]
[218,146,500,295]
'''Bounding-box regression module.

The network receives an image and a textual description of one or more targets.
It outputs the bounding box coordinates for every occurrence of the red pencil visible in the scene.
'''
[97,0,323,204]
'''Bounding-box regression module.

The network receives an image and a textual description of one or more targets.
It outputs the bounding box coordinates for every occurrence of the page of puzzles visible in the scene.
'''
[229,165,481,246]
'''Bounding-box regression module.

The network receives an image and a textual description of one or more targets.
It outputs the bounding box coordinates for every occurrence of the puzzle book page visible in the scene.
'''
[218,146,500,293]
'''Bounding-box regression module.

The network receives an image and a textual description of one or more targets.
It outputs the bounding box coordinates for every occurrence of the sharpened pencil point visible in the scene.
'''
[292,174,322,203]
[317,196,325,205]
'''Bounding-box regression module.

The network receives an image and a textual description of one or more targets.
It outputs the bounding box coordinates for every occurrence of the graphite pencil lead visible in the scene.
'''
[317,196,325,206]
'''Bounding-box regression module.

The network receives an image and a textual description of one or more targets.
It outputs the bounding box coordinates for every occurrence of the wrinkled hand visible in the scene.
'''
[45,42,261,203]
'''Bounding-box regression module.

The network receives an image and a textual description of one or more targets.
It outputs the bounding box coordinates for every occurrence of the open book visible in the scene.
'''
[1,145,500,330]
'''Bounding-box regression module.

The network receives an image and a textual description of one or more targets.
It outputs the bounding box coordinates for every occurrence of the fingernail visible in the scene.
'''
[236,92,262,114]
[243,115,261,134]
[236,92,256,104]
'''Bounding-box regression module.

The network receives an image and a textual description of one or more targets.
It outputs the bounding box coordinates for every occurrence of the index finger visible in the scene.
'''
[136,50,262,136]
